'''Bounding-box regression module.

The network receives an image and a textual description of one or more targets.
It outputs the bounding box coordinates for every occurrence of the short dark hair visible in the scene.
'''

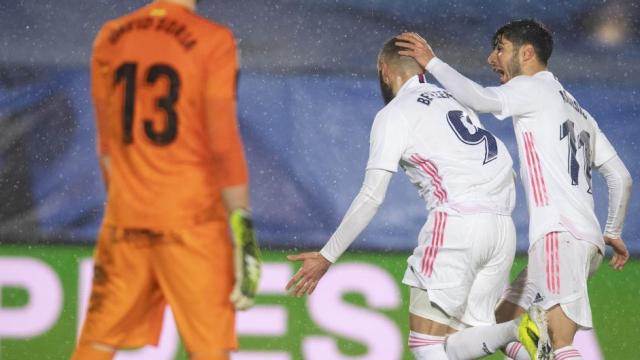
[378,37,422,72]
[492,19,553,65]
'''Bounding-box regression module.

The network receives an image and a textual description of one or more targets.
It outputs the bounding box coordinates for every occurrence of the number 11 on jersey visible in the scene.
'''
[560,119,593,193]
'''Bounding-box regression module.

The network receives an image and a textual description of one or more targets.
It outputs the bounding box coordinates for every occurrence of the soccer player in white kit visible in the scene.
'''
[286,37,541,360]
[397,19,632,360]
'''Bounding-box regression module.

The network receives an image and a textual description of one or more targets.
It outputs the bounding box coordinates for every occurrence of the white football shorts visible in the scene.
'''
[403,211,516,327]
[501,231,602,329]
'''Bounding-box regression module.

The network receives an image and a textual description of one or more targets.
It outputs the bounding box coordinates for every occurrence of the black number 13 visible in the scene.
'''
[114,62,180,146]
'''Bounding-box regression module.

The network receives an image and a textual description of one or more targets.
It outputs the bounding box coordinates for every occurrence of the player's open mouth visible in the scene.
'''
[492,67,506,82]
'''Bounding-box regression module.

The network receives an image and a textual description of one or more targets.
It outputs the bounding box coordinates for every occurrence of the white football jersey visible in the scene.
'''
[492,71,617,252]
[367,75,515,216]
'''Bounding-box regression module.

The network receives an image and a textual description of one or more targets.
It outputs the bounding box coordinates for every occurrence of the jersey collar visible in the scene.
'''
[396,74,429,97]
[534,70,557,80]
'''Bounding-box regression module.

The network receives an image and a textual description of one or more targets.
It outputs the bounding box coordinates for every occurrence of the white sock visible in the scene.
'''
[444,320,519,360]
[505,342,530,360]
[409,331,448,360]
[553,345,582,360]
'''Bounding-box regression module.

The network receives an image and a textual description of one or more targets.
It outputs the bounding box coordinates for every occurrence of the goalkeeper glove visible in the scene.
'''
[229,208,262,310]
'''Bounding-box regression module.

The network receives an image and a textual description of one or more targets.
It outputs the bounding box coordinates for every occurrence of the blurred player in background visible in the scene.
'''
[72,1,261,359]
[286,36,544,360]
[397,19,632,360]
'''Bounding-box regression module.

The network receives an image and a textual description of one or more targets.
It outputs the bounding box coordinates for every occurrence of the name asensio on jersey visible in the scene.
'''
[417,90,453,106]
[559,89,587,120]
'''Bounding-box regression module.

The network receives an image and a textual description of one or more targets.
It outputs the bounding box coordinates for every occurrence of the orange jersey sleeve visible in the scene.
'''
[92,3,250,228]
[204,30,248,188]
[91,24,114,156]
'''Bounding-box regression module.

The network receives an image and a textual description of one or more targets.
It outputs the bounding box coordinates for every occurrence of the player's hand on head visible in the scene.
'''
[395,32,435,69]
[285,252,331,297]
[604,236,629,270]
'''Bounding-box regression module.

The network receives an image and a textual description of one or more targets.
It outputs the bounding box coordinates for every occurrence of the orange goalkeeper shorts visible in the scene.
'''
[77,220,237,353]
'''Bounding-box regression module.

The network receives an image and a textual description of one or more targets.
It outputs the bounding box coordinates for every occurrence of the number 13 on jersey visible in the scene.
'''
[114,62,181,146]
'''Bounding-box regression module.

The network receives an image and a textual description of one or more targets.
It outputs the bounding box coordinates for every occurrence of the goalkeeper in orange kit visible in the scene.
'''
[71,1,261,359]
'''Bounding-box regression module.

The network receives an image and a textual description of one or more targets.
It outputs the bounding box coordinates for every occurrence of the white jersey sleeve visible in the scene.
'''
[426,58,503,115]
[366,106,410,172]
[597,155,632,239]
[319,169,392,262]
[426,58,544,120]
[590,117,617,167]
[588,113,627,239]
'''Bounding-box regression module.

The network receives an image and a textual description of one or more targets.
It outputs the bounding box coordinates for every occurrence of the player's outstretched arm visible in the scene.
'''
[286,252,331,297]
[285,169,393,297]
[395,32,504,115]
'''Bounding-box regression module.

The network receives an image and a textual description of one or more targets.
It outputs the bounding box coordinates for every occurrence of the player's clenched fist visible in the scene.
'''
[286,252,331,297]
[229,209,262,310]
[395,32,436,69]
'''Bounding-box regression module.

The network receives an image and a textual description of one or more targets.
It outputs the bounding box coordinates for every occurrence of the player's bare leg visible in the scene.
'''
[409,312,454,360]
[547,304,577,348]
[406,287,454,359]
[410,313,456,336]
[496,299,526,323]
[547,305,582,359]
[70,341,116,360]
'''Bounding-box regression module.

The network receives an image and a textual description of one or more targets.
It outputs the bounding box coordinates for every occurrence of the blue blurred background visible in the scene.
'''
[0,0,638,254]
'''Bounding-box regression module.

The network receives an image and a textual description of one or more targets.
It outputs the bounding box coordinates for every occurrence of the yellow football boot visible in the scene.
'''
[518,305,553,360]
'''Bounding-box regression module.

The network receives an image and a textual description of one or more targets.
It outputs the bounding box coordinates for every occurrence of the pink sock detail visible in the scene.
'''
[554,346,582,360]
[506,341,525,359]
[408,332,445,348]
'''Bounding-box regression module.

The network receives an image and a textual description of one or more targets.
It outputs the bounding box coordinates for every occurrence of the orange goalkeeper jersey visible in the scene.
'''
[91,1,248,228]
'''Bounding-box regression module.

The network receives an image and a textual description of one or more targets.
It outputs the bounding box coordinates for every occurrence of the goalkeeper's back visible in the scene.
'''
[91,1,247,229]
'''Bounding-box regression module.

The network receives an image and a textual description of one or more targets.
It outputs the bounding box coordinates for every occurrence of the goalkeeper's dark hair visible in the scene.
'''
[378,36,423,74]
[493,19,553,65]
